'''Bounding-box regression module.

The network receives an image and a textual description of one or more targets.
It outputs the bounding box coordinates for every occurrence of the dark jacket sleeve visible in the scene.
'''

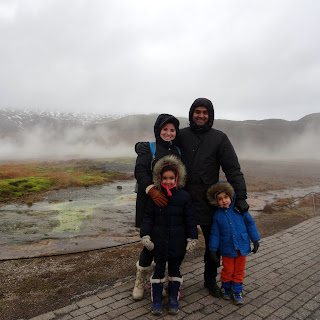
[217,133,247,201]
[140,199,155,237]
[183,192,198,239]
[134,146,153,192]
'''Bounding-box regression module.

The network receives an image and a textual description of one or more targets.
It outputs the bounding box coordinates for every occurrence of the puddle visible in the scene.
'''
[0,180,140,259]
[0,181,319,259]
[248,185,320,216]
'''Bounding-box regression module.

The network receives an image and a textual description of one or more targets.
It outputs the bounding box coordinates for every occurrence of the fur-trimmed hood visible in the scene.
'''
[206,181,235,207]
[152,155,186,190]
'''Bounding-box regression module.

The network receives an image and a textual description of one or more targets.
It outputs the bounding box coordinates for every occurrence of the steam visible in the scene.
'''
[0,122,319,161]
[0,126,135,161]
[235,128,320,160]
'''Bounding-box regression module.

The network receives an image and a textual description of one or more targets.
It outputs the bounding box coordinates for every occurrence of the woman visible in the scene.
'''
[132,113,181,300]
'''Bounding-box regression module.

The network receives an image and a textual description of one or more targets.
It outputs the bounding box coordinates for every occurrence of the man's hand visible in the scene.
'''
[234,199,249,215]
[141,235,154,251]
[210,251,220,266]
[148,187,168,207]
[186,238,197,252]
[252,241,259,253]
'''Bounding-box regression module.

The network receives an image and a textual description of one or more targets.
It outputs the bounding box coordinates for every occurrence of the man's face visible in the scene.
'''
[192,106,209,126]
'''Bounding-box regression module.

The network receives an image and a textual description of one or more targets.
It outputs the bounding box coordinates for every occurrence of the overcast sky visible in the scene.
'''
[0,0,319,121]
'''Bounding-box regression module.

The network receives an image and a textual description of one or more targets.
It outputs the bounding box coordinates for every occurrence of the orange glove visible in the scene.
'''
[148,187,168,207]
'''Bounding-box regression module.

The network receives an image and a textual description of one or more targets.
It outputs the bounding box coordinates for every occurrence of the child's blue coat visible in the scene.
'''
[209,182,260,257]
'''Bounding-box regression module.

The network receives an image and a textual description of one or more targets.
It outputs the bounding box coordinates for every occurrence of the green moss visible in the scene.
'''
[75,175,105,184]
[0,159,132,203]
[0,177,54,197]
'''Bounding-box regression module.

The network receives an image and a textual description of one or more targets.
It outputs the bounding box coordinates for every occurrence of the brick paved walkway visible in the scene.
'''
[30,216,320,320]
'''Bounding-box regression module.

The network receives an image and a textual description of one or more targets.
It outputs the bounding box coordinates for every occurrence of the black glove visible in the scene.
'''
[210,251,220,266]
[252,241,259,253]
[234,199,249,215]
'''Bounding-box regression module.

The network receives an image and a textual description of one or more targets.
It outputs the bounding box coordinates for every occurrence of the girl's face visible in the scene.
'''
[161,170,176,187]
[216,192,231,208]
[160,123,176,141]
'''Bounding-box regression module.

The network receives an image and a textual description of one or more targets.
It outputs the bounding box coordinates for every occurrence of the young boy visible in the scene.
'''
[140,155,198,315]
[207,181,260,305]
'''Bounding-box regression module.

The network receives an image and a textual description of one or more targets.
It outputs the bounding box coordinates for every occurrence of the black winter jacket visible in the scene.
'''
[134,114,181,227]
[179,98,247,226]
[140,155,198,260]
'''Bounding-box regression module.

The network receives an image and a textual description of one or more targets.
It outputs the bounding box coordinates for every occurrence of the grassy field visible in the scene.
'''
[0,159,133,205]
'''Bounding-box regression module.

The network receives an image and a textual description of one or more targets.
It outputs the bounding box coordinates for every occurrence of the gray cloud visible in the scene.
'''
[0,0,319,120]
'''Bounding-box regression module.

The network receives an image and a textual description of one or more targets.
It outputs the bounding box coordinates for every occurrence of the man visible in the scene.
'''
[179,97,249,297]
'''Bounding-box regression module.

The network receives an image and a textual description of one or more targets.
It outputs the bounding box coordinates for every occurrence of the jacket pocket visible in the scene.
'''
[241,233,249,240]
[241,233,251,252]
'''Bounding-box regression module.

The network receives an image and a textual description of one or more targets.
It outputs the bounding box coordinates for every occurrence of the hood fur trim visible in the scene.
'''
[206,181,235,206]
[153,155,186,190]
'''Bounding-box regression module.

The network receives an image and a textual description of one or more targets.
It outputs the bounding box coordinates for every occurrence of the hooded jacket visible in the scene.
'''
[179,98,247,225]
[140,155,198,260]
[134,114,181,227]
[207,181,260,257]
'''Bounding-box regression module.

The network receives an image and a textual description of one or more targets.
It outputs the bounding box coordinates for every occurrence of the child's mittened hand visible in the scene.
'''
[252,241,259,253]
[186,238,197,252]
[141,235,154,251]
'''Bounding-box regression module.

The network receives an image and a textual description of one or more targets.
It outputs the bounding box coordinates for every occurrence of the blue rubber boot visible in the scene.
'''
[150,277,165,315]
[168,276,183,315]
[232,282,244,305]
[221,281,232,300]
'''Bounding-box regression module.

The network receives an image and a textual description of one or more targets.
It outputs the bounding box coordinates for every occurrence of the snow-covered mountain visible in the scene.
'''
[0,109,120,133]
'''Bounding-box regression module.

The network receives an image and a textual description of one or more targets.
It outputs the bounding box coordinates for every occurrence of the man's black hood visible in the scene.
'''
[189,98,214,132]
[154,114,180,147]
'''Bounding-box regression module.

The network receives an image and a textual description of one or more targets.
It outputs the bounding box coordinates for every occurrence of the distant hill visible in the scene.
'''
[0,109,319,161]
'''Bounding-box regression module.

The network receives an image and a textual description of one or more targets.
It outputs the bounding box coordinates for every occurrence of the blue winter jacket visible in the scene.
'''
[209,183,260,257]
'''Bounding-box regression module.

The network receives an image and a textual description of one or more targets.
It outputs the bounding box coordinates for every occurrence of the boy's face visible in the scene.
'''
[216,192,231,208]
[161,170,176,187]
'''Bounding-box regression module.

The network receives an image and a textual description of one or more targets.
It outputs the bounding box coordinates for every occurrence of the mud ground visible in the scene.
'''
[1,158,320,320]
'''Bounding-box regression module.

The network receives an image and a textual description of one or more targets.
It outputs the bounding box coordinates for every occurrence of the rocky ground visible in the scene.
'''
[1,158,320,320]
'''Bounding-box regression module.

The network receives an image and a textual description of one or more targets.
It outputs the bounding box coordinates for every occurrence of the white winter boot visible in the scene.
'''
[132,261,153,300]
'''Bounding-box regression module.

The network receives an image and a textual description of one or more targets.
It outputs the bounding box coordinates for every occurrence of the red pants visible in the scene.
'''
[220,251,246,283]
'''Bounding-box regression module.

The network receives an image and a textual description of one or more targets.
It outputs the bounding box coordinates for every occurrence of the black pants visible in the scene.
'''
[153,257,183,279]
[139,246,154,267]
[200,224,220,284]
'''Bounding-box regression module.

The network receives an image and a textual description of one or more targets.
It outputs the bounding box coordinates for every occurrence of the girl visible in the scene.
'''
[140,155,198,314]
